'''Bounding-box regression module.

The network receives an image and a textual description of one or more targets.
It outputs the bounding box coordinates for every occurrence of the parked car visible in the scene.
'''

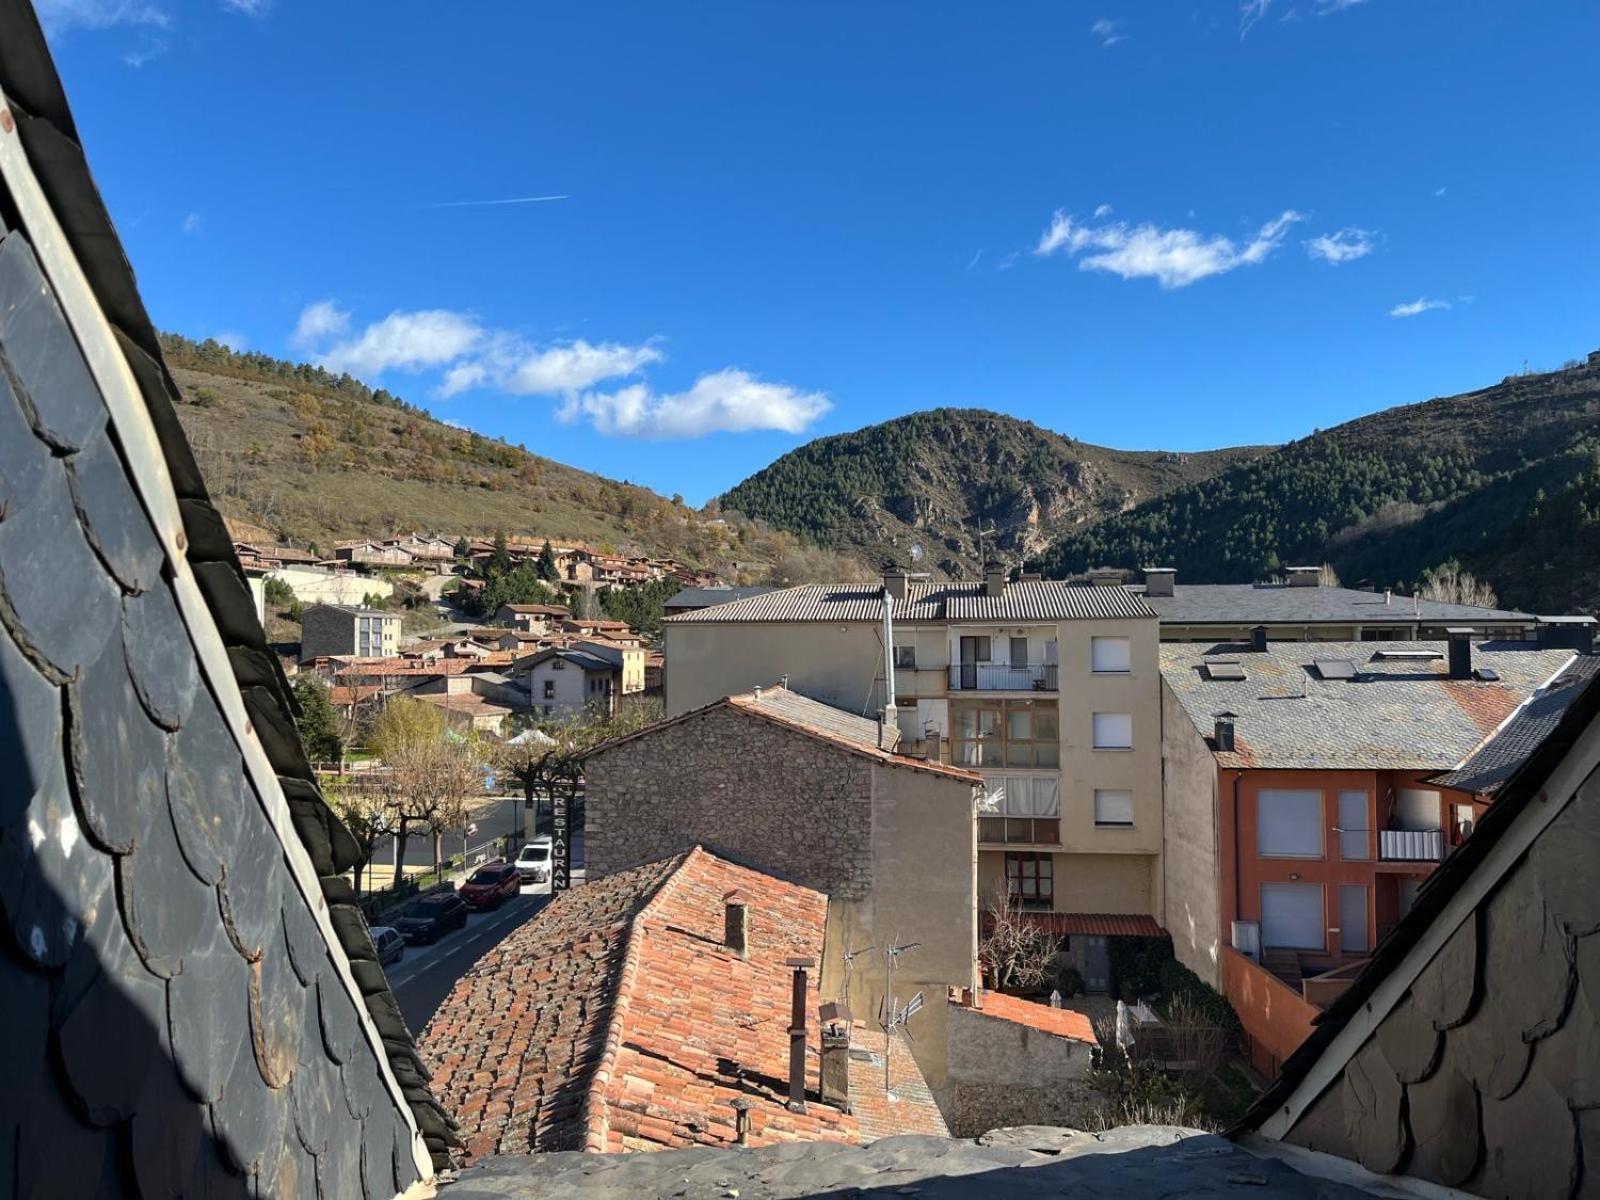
[459,862,521,910]
[394,893,469,944]
[514,837,552,883]
[371,925,405,966]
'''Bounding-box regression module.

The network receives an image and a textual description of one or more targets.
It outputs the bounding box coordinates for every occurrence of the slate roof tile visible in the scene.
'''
[664,580,1155,624]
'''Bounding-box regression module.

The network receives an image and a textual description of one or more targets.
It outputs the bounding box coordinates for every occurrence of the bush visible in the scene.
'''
[263,576,296,608]
[191,386,221,408]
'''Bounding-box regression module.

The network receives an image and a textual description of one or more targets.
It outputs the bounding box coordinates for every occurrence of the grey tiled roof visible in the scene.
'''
[740,684,898,753]
[1430,654,1600,793]
[1139,583,1535,626]
[1160,640,1576,770]
[664,581,1155,624]
[662,584,780,610]
[0,7,444,1190]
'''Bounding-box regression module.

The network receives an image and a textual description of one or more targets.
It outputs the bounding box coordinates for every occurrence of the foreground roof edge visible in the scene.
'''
[1231,663,1600,1140]
[0,4,445,1176]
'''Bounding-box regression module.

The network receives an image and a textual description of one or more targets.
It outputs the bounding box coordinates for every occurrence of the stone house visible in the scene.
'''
[299,601,402,662]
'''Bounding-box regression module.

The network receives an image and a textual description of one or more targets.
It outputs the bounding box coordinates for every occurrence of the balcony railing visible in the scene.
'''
[1380,828,1442,862]
[978,816,1062,845]
[949,663,1058,692]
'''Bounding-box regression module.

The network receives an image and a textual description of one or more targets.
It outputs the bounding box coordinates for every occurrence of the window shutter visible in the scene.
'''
[1091,637,1131,673]
[1092,712,1133,748]
[1094,788,1133,825]
[1257,789,1324,857]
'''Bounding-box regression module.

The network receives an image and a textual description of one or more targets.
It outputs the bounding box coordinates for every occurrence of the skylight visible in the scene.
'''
[1314,658,1357,680]
[1205,660,1247,681]
[1372,649,1444,661]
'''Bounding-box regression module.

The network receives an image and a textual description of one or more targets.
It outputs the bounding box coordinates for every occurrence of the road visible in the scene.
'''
[387,884,551,1030]
[368,791,545,879]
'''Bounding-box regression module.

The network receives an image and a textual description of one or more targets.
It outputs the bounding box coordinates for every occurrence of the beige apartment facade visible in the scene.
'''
[662,570,1167,954]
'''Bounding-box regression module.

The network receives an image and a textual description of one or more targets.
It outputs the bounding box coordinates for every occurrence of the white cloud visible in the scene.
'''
[1035,208,1303,288]
[561,369,831,440]
[996,250,1019,271]
[1390,297,1451,318]
[966,249,983,271]
[1090,17,1126,46]
[318,309,484,375]
[222,0,268,13]
[1093,203,1114,219]
[121,37,166,66]
[36,0,168,34]
[1434,186,1447,197]
[212,330,247,351]
[1318,0,1366,10]
[1305,227,1375,264]
[182,212,202,235]
[291,300,351,349]
[1240,0,1273,37]
[438,336,662,398]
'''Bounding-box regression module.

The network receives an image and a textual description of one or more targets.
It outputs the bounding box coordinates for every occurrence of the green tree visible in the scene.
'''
[453,535,470,559]
[537,539,559,582]
[489,529,512,576]
[263,575,296,608]
[292,675,344,763]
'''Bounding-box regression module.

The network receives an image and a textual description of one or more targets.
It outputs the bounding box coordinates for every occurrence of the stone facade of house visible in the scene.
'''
[586,704,877,899]
[944,1000,1098,1137]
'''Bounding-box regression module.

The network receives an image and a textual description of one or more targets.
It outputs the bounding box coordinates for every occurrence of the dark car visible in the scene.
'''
[459,862,521,910]
[393,893,469,944]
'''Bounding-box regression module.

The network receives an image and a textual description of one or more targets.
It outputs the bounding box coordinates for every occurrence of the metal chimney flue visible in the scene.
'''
[785,956,816,1112]
[1447,628,1473,680]
[1250,625,1268,653]
[1214,714,1237,752]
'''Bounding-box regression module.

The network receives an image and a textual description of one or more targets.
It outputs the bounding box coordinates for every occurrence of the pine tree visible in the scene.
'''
[537,539,559,582]
[292,676,344,763]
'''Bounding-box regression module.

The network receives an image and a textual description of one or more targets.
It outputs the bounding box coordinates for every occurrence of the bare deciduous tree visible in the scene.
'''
[1420,561,1499,608]
[977,884,1057,992]
[369,697,484,881]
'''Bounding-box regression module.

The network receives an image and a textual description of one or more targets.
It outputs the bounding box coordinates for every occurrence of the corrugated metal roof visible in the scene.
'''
[1161,639,1576,771]
[664,581,1155,624]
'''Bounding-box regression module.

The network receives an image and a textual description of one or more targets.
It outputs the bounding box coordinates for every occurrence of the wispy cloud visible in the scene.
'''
[965,249,983,271]
[1305,227,1375,265]
[182,211,202,235]
[413,195,570,210]
[316,310,484,375]
[1093,203,1114,219]
[121,36,166,66]
[1035,208,1303,288]
[36,0,168,34]
[1239,0,1273,37]
[1434,186,1447,197]
[995,250,1019,271]
[291,300,351,349]
[560,369,831,440]
[1090,17,1127,46]
[1390,297,1451,318]
[212,330,247,351]
[221,0,268,12]
[1317,0,1366,11]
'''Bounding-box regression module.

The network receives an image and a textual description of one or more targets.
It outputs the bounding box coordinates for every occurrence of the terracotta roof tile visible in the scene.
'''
[969,992,1098,1043]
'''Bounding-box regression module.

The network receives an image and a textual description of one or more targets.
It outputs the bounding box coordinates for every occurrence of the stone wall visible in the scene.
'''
[945,1004,1097,1136]
[585,704,876,899]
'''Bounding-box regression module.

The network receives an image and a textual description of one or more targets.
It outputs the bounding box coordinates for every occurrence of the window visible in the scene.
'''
[893,644,916,669]
[1257,789,1323,858]
[953,701,1057,768]
[1009,636,1029,666]
[1092,712,1133,749]
[542,680,555,700]
[1094,788,1134,827]
[1339,885,1370,953]
[979,777,1062,844]
[1337,791,1370,860]
[1091,636,1131,673]
[1261,883,1325,950]
[1005,853,1053,907]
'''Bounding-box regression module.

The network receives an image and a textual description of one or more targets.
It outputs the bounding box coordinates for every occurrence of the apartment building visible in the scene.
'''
[298,602,402,662]
[1160,633,1585,1074]
[663,564,1166,968]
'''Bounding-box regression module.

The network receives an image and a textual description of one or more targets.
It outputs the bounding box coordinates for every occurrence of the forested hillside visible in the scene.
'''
[159,335,868,585]
[719,408,1267,577]
[1035,355,1600,613]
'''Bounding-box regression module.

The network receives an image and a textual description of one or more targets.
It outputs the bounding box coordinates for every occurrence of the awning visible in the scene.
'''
[1019,912,1166,937]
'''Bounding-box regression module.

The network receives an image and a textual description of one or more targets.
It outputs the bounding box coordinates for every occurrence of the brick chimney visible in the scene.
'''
[1143,567,1175,598]
[1088,568,1123,587]
[982,560,1006,598]
[818,1002,852,1111]
[723,889,749,958]
[1286,565,1321,588]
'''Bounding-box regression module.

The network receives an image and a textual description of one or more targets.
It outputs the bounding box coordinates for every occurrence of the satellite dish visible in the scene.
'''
[909,542,925,564]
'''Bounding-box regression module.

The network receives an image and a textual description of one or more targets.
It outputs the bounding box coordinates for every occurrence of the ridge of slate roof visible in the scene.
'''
[423,847,948,1162]
[1232,654,1600,1139]
[663,580,1156,623]
[585,683,983,783]
[0,0,452,1176]
[1429,653,1600,794]
[1160,639,1576,770]
[1136,582,1535,626]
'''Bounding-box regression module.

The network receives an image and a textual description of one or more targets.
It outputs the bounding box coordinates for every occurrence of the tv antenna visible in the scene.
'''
[909,541,925,565]
[841,943,875,1011]
[973,524,998,568]
[881,989,925,1100]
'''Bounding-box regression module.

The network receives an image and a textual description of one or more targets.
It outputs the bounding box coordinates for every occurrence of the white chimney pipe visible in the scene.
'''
[882,589,897,712]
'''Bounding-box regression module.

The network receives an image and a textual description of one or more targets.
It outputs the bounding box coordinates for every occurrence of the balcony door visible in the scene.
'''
[958,635,989,690]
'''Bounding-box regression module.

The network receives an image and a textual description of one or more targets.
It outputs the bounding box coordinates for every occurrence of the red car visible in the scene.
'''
[459,862,521,910]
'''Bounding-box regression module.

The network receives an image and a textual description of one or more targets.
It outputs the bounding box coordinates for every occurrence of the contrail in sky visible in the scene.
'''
[414,194,570,209]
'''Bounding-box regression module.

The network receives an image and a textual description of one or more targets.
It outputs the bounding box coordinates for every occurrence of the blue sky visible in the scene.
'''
[42,0,1600,504]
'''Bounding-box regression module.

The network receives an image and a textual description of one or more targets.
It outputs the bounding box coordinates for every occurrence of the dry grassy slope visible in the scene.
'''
[164,359,869,582]
[719,407,1271,576]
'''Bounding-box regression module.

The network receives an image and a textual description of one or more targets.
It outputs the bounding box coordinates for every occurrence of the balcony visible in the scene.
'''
[1380,828,1442,862]
[978,816,1062,846]
[949,663,1058,692]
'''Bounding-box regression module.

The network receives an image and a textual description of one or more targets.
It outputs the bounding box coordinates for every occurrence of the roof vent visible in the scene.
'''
[1314,658,1357,681]
[882,563,908,601]
[723,889,750,958]
[1447,627,1473,680]
[1213,714,1237,752]
[1205,659,1246,681]
[983,561,1006,598]
[1143,568,1176,598]
[1250,625,1269,653]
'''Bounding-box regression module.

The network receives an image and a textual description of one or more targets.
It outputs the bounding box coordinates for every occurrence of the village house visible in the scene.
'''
[422,847,951,1160]
[333,537,416,567]
[400,672,526,735]
[299,601,403,662]
[514,646,626,717]
[663,583,780,617]
[562,615,640,644]
[1131,565,1588,644]
[1235,662,1600,1199]
[1160,633,1588,1076]
[663,565,1167,987]
[492,601,570,633]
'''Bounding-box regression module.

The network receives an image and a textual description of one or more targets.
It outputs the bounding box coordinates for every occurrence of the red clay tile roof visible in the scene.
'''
[1017,911,1167,938]
[968,991,1098,1044]
[422,847,944,1164]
